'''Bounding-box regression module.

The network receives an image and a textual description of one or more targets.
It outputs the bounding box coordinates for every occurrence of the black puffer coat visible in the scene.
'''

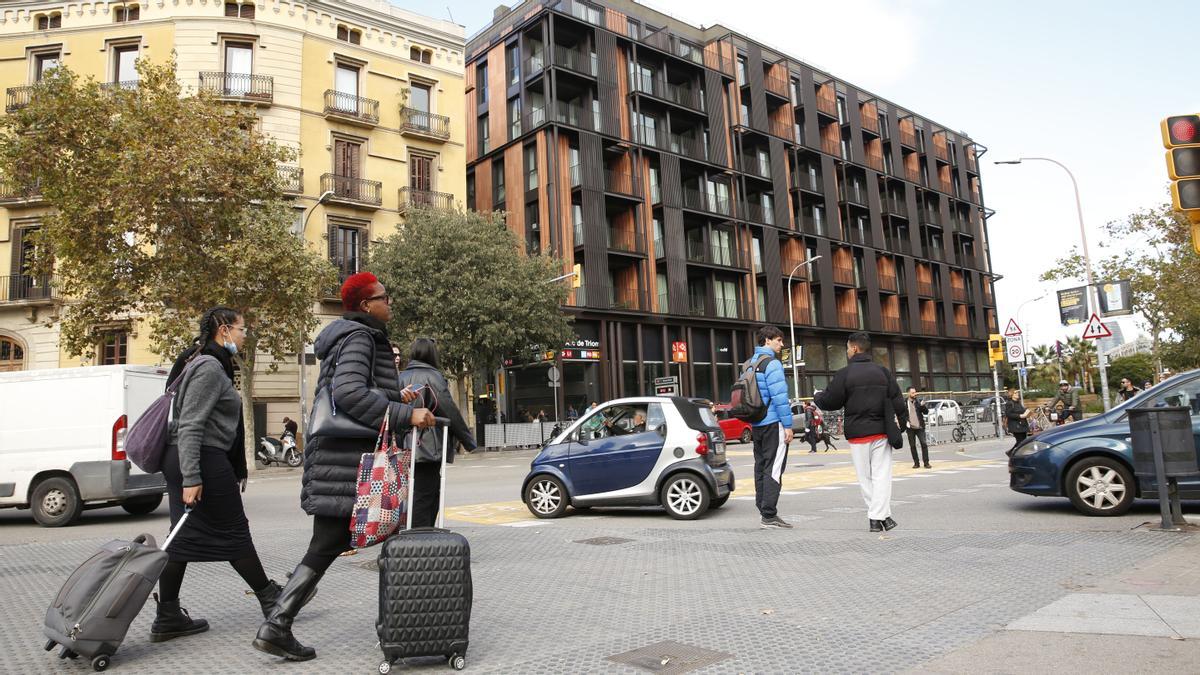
[396,359,477,464]
[815,353,906,441]
[1004,399,1029,434]
[301,312,413,518]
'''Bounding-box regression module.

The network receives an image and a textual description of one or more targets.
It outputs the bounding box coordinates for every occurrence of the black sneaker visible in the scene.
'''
[882,517,898,531]
[760,516,794,529]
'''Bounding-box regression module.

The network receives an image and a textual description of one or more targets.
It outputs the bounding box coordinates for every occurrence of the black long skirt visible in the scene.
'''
[161,444,256,563]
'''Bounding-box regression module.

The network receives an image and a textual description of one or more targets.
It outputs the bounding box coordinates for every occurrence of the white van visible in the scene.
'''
[0,365,169,526]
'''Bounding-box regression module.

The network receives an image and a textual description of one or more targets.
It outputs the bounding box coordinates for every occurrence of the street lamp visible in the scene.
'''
[1013,291,1047,401]
[994,157,1111,411]
[787,255,822,400]
[298,189,335,430]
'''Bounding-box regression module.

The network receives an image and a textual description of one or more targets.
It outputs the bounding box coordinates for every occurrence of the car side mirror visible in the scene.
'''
[656,425,667,438]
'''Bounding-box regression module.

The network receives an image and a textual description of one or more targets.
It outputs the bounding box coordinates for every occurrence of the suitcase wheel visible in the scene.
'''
[44,639,56,652]
[449,654,466,670]
[91,654,111,672]
[58,646,78,660]
[378,661,392,674]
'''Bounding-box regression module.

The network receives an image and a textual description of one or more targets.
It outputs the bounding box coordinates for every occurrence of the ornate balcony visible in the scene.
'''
[323,90,380,127]
[400,107,451,141]
[199,72,273,105]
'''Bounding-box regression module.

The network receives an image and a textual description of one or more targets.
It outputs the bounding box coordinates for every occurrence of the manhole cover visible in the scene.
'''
[574,536,633,546]
[607,640,732,674]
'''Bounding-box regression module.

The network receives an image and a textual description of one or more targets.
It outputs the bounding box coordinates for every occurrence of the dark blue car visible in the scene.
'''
[1009,369,1200,516]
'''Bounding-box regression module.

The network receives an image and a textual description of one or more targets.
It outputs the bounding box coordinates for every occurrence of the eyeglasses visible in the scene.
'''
[363,293,391,305]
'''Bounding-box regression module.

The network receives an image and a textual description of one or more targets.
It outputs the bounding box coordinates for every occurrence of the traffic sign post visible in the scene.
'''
[1003,318,1023,337]
[547,365,561,422]
[1081,312,1113,340]
[1006,337,1025,364]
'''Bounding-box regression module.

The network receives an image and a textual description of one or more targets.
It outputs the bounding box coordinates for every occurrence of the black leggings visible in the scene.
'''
[158,555,269,603]
[300,515,353,574]
[1011,431,1028,449]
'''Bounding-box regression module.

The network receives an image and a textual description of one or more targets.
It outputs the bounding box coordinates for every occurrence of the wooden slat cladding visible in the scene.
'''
[704,69,731,167]
[703,39,736,78]
[876,255,898,291]
[604,7,629,35]
[898,116,917,147]
[820,120,840,157]
[738,226,756,318]
[815,81,837,117]
[610,209,637,251]
[475,159,493,211]
[864,137,885,172]
[580,133,604,191]
[465,64,478,162]
[881,295,901,331]
[769,102,795,143]
[780,236,807,276]
[903,150,920,183]
[613,40,632,140]
[582,189,611,298]
[860,100,880,133]
[487,43,507,151]
[768,137,791,227]
[504,143,525,238]
[937,164,952,194]
[556,133,580,303]
[791,281,812,323]
[761,227,785,322]
[614,265,640,309]
[536,131,552,254]
[639,155,658,311]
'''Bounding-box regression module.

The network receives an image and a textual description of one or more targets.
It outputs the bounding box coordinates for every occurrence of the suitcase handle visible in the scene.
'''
[407,418,452,530]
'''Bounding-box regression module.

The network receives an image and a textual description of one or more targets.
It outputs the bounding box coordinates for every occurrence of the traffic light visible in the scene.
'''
[571,263,582,288]
[988,334,1004,364]
[1161,114,1200,253]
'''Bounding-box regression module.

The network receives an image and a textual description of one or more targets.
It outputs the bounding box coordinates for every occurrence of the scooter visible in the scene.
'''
[257,432,302,467]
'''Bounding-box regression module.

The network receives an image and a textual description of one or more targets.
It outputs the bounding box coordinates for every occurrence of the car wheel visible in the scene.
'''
[121,494,163,516]
[1065,457,1135,516]
[739,429,752,444]
[524,475,569,519]
[660,473,710,520]
[31,476,83,527]
[710,494,730,509]
[937,415,945,426]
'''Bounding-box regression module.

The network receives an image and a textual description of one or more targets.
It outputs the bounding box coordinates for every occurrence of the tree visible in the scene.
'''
[0,60,335,469]
[369,206,575,411]
[1063,336,1097,393]
[1107,353,1155,391]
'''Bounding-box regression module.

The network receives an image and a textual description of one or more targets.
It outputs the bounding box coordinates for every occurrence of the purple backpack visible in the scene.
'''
[125,355,216,473]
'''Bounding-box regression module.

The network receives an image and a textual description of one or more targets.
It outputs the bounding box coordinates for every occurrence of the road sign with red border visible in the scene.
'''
[1003,318,1023,337]
[1081,313,1112,340]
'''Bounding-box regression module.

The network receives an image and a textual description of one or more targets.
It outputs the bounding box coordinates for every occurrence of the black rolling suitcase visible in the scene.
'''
[43,510,190,672]
[376,420,472,673]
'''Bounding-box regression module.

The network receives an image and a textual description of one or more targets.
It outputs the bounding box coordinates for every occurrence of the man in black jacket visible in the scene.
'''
[904,388,930,469]
[815,332,906,533]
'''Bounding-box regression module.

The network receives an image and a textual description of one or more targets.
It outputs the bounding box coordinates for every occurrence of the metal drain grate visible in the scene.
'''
[606,640,732,674]
[573,536,634,546]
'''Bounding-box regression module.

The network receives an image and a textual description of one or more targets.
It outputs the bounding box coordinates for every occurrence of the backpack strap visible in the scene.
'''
[327,330,377,415]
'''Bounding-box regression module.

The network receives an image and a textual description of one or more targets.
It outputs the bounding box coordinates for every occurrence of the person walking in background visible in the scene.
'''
[1116,378,1141,403]
[904,387,930,469]
[1004,388,1031,451]
[816,332,906,533]
[156,307,280,643]
[398,338,478,526]
[253,272,434,662]
[747,325,795,530]
[1048,380,1081,423]
[803,402,820,454]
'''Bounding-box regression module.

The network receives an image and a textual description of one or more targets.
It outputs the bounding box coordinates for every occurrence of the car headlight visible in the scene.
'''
[1013,440,1052,457]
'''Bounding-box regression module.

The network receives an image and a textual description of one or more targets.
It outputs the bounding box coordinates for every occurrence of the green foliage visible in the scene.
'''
[1106,353,1155,390]
[369,206,574,379]
[0,58,333,362]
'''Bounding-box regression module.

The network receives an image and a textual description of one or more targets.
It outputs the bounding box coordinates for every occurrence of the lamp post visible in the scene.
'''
[995,158,1111,411]
[787,255,822,400]
[298,190,335,430]
[1013,292,1047,403]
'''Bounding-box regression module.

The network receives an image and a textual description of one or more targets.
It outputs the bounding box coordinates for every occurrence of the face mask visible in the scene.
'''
[223,340,238,356]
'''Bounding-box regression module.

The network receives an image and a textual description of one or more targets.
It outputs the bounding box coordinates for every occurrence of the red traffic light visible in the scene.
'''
[1162,114,1200,148]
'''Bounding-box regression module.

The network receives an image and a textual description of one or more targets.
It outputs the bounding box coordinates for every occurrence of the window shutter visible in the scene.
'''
[350,30,361,45]
[327,222,339,273]
[241,3,254,19]
[357,228,369,274]
[225,2,238,17]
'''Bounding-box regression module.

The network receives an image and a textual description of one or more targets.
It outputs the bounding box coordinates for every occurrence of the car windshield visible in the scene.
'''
[923,402,938,411]
[698,406,719,427]
[1110,374,1194,414]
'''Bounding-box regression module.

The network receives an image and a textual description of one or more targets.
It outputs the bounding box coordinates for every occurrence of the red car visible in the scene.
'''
[713,404,753,444]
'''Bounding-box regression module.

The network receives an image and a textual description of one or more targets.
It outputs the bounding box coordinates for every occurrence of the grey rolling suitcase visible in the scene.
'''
[376,420,472,673]
[43,511,190,672]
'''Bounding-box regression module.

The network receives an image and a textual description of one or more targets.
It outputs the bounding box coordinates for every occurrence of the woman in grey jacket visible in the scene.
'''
[397,338,478,527]
[155,307,280,642]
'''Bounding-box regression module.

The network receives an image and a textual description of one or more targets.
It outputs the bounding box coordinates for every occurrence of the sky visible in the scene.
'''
[401,0,1196,353]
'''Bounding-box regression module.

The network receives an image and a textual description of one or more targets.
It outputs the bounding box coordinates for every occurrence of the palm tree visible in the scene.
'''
[1065,336,1097,393]
[1031,344,1056,366]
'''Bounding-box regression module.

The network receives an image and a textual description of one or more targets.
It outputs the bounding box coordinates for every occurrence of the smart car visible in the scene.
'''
[520,397,734,520]
[1008,369,1200,516]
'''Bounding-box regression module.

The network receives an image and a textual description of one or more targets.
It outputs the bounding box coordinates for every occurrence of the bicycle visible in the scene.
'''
[951,413,979,443]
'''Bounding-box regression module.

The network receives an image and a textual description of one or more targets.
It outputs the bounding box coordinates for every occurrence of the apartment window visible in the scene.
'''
[331,62,360,116]
[524,144,537,191]
[878,113,888,138]
[739,103,750,127]
[331,224,364,278]
[525,203,540,255]
[492,158,505,206]
[736,56,747,84]
[337,25,362,45]
[883,149,894,175]
[627,18,640,39]
[761,193,775,225]
[952,173,961,198]
[99,331,129,366]
[409,153,433,193]
[712,229,733,266]
[592,99,601,132]
[476,63,488,105]
[656,273,668,310]
[653,217,664,257]
[649,165,661,204]
[836,96,847,124]
[33,51,61,81]
[224,2,254,19]
[332,138,362,195]
[0,337,24,373]
[508,97,522,139]
[410,46,432,64]
[572,204,584,242]
[636,112,657,146]
[222,41,253,94]
[752,237,763,273]
[36,13,62,30]
[506,43,519,86]
[477,114,490,154]
[112,44,139,84]
[714,279,739,318]
[465,171,475,210]
[409,82,431,113]
[114,4,140,22]
[789,78,800,106]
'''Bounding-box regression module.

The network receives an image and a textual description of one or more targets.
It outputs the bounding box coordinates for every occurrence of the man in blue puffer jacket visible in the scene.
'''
[748,325,795,529]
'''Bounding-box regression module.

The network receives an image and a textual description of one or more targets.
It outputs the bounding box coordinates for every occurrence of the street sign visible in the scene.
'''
[1057,286,1088,326]
[1019,367,1028,379]
[1003,318,1023,337]
[547,365,560,383]
[671,341,688,363]
[1082,313,1113,340]
[654,376,680,397]
[1098,280,1133,317]
[1006,337,1025,364]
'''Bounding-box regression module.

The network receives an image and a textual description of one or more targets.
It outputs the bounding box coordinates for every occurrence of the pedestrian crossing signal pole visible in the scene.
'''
[989,335,1005,437]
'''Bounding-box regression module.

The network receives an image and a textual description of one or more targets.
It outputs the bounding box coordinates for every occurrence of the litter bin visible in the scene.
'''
[1127,406,1199,529]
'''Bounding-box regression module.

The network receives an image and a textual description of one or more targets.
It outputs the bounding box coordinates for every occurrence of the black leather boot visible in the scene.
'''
[150,594,210,642]
[869,519,883,533]
[252,565,322,661]
[882,517,898,531]
[253,580,282,620]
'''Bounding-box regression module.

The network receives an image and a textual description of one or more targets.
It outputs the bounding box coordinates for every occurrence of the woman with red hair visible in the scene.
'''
[254,272,435,662]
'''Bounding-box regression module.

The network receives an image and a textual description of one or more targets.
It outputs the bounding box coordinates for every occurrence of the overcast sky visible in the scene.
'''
[404,0,1193,352]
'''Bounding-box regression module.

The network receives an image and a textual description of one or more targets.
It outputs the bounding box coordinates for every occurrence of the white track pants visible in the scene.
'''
[849,436,893,520]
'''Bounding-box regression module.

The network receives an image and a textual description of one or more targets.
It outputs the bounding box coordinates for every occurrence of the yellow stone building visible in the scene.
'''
[0,0,466,432]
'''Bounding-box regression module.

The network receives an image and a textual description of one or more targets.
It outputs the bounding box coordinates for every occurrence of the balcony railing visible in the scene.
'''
[685,238,739,267]
[899,128,917,148]
[860,112,880,135]
[801,215,828,237]
[885,235,912,255]
[321,173,382,207]
[523,53,546,78]
[554,0,604,27]
[946,323,969,338]
[881,315,902,332]
[791,171,822,194]
[198,72,273,104]
[323,90,380,125]
[919,208,941,226]
[905,166,921,183]
[764,72,789,98]
[400,108,451,140]
[669,133,708,162]
[568,163,582,188]
[769,118,795,142]
[865,153,885,172]
[5,85,34,113]
[630,76,703,111]
[951,286,968,303]
[604,169,639,197]
[740,200,771,224]
[100,80,140,92]
[276,165,302,195]
[741,155,770,179]
[399,187,455,213]
[524,105,548,130]
[916,280,936,297]
[555,100,593,131]
[553,45,597,77]
[878,273,898,293]
[0,177,43,204]
[821,136,841,157]
[816,91,838,117]
[933,142,949,162]
[607,228,646,254]
[1,274,57,304]
[832,266,855,286]
[965,153,979,173]
[839,184,868,206]
[682,187,731,216]
[837,312,862,329]
[883,195,907,216]
[920,320,939,335]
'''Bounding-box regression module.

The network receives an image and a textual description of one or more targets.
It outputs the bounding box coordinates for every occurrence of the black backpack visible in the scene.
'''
[730,354,773,422]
